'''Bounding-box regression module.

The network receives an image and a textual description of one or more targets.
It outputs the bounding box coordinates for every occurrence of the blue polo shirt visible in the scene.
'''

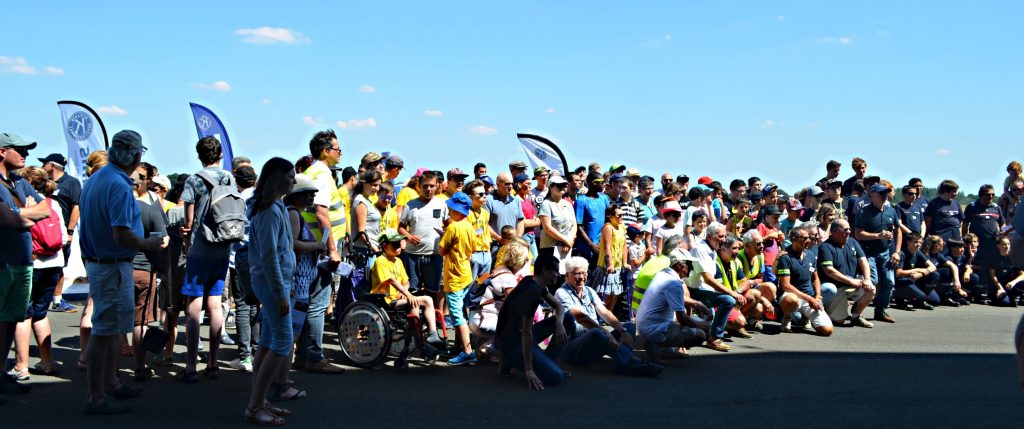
[485,192,524,236]
[856,202,899,256]
[895,201,925,234]
[80,164,143,259]
[924,197,963,241]
[818,237,865,283]
[0,171,42,266]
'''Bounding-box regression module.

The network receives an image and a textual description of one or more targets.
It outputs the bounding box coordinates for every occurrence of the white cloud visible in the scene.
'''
[467,125,497,136]
[336,118,377,130]
[663,34,672,41]
[235,27,310,45]
[260,98,272,105]
[936,148,951,156]
[358,85,376,94]
[763,119,784,127]
[820,35,854,45]
[776,16,785,21]
[302,116,324,126]
[195,80,232,91]
[0,56,64,75]
[545,108,556,114]
[424,110,443,117]
[97,105,128,116]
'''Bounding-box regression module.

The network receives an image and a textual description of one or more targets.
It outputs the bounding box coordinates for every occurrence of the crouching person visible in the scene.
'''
[777,227,835,336]
[636,248,710,364]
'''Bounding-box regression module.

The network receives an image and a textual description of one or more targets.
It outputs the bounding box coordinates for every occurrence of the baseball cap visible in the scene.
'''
[288,174,318,196]
[825,179,843,189]
[626,168,641,178]
[447,168,469,180]
[869,183,892,194]
[533,166,548,177]
[480,175,494,186]
[414,167,430,177]
[807,186,825,197]
[676,174,689,184]
[697,176,713,185]
[509,160,528,169]
[609,164,626,173]
[626,223,644,238]
[513,173,530,184]
[661,200,684,215]
[151,175,172,191]
[379,228,407,244]
[761,184,777,196]
[111,130,146,151]
[548,175,568,186]
[38,153,67,166]
[786,198,803,211]
[361,152,383,166]
[446,192,472,216]
[385,155,404,168]
[763,204,782,217]
[668,248,698,265]
[608,173,624,183]
[0,132,37,150]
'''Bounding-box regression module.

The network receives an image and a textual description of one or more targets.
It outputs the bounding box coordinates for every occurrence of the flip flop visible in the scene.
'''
[244,406,286,426]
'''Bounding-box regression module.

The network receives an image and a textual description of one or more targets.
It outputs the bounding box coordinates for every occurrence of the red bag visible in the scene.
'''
[30,199,63,257]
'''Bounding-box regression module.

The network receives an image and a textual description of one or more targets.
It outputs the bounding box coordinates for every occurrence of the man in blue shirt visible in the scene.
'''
[818,219,876,328]
[925,179,964,243]
[79,130,166,414]
[895,185,926,236]
[0,132,51,401]
[575,172,609,266]
[485,172,524,247]
[855,184,902,324]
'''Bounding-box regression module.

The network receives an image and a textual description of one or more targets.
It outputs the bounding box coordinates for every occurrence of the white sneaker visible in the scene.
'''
[781,315,793,333]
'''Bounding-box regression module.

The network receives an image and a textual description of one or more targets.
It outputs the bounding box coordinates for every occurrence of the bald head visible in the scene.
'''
[495,172,513,197]
[830,219,851,243]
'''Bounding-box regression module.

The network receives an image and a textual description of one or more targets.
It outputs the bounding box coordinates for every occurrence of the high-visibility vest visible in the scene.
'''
[738,249,765,281]
[715,255,742,291]
[301,162,347,242]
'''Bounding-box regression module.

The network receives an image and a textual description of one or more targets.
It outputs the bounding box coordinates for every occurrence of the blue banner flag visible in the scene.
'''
[189,103,234,170]
[57,101,109,182]
[517,133,569,178]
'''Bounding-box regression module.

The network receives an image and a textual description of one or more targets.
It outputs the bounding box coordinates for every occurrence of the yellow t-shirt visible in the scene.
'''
[440,219,476,292]
[161,200,176,213]
[467,207,492,252]
[339,186,352,231]
[380,204,399,230]
[436,191,453,202]
[370,255,409,304]
[597,222,626,270]
[396,186,419,208]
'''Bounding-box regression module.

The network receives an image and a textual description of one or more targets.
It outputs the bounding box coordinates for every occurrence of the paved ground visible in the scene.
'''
[3,301,1022,428]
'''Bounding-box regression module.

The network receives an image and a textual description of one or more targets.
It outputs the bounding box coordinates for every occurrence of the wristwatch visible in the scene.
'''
[67,229,75,235]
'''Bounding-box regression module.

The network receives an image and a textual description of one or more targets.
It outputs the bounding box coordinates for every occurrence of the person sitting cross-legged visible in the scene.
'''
[555,257,663,377]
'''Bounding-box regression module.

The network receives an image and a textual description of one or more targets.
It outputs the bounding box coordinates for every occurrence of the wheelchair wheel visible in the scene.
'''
[337,301,393,368]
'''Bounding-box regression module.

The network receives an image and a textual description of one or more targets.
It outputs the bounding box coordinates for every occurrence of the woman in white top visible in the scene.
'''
[351,170,382,290]
[12,168,66,378]
[469,239,531,361]
[538,176,577,271]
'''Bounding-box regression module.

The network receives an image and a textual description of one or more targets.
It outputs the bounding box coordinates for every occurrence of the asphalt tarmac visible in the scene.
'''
[3,300,1021,428]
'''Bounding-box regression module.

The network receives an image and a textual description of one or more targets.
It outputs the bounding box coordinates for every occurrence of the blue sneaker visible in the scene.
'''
[448,351,477,366]
[50,300,78,313]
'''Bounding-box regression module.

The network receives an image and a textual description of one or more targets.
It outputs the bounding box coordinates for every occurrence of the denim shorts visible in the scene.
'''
[182,257,229,298]
[27,267,61,320]
[446,286,471,327]
[254,280,294,357]
[87,262,135,336]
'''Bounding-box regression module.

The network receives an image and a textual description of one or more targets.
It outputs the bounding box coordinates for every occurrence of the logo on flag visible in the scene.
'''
[197,115,213,131]
[67,112,93,141]
[534,148,548,160]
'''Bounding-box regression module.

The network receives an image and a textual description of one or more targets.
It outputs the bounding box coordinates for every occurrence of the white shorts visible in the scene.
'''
[795,297,833,329]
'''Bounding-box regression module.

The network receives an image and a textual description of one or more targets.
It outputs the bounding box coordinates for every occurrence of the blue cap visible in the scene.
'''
[513,173,530,184]
[480,175,494,186]
[608,173,624,183]
[869,184,892,194]
[446,192,472,216]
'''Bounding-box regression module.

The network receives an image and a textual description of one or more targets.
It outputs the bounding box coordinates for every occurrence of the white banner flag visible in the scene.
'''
[57,101,108,181]
[517,133,569,178]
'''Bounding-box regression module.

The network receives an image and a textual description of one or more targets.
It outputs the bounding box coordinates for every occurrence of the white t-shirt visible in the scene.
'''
[399,197,448,255]
[687,240,717,291]
[655,223,685,247]
[636,269,687,343]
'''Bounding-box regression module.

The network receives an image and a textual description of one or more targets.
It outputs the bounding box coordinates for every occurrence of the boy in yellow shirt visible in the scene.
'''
[371,229,444,346]
[439,192,477,366]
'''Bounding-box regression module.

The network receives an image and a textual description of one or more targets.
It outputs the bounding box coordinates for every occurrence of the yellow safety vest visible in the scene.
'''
[301,162,347,242]
[738,249,765,281]
[715,255,742,292]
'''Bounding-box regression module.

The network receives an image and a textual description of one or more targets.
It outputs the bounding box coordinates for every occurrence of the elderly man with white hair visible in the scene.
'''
[687,222,740,351]
[636,247,711,364]
[738,229,778,326]
[554,257,662,377]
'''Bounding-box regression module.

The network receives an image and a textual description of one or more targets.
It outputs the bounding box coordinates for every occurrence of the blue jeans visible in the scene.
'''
[499,314,576,386]
[559,328,636,370]
[689,288,736,339]
[403,254,443,293]
[523,233,538,262]
[298,274,332,364]
[471,251,492,285]
[867,251,896,314]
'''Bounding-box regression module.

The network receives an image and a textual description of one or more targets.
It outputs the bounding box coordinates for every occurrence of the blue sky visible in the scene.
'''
[3,1,1022,194]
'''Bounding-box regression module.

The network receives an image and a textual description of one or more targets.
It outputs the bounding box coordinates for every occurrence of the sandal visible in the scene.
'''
[32,361,58,376]
[176,370,199,384]
[270,383,307,401]
[244,406,286,426]
[263,402,293,416]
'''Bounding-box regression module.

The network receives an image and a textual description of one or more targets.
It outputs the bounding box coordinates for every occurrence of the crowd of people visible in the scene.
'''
[1,130,1024,422]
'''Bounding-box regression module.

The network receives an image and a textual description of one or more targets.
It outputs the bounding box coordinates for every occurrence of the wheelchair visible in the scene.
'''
[336,293,447,369]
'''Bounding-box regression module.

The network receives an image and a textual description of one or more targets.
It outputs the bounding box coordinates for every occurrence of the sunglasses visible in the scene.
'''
[981,193,995,197]
[471,192,486,197]
[9,147,29,157]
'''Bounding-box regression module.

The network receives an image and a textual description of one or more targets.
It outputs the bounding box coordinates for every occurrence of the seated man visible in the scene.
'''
[555,257,662,377]
[687,223,740,351]
[776,226,836,336]
[636,248,710,364]
[894,232,939,310]
[370,229,445,346]
[817,219,876,327]
[737,230,778,327]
